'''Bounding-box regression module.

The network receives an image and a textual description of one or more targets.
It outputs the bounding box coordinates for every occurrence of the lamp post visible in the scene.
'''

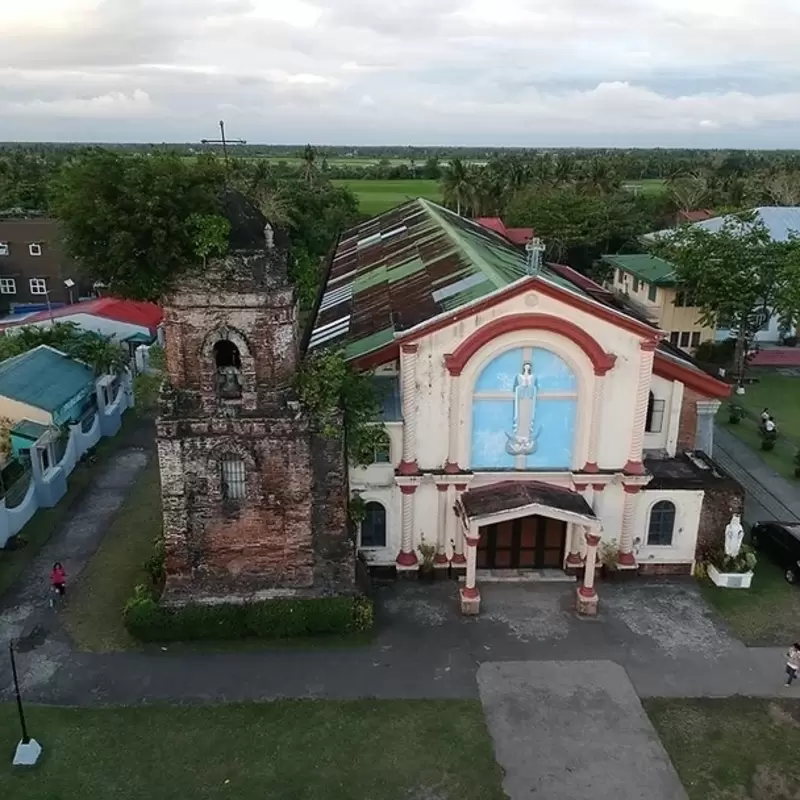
[9,640,42,765]
[64,277,75,305]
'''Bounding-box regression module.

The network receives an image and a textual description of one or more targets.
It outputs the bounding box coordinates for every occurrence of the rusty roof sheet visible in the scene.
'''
[460,480,596,521]
[309,198,582,360]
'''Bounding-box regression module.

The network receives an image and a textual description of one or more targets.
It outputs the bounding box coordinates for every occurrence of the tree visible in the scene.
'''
[654,214,800,389]
[440,158,474,215]
[50,150,226,300]
[667,172,708,213]
[303,144,317,186]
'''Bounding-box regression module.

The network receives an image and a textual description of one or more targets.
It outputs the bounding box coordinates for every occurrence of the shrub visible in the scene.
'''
[727,403,746,424]
[794,449,800,479]
[123,591,373,642]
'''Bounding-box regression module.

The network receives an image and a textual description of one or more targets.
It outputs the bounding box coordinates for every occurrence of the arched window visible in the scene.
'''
[648,501,676,546]
[221,455,246,501]
[214,340,242,399]
[645,392,665,433]
[360,502,387,548]
[471,346,578,470]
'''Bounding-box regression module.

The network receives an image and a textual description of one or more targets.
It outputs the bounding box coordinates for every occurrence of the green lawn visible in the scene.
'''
[623,178,668,195]
[61,459,161,652]
[1,700,505,800]
[646,697,800,800]
[0,413,140,599]
[722,373,800,480]
[333,179,443,215]
[699,559,800,645]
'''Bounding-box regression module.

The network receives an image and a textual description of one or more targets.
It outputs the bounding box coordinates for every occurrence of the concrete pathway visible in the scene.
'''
[714,425,800,523]
[0,446,150,697]
[478,661,688,800]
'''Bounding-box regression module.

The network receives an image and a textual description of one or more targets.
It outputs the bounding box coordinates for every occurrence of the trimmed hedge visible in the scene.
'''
[124,590,373,642]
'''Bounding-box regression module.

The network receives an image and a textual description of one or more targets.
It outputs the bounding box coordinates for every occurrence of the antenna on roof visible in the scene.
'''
[525,237,546,277]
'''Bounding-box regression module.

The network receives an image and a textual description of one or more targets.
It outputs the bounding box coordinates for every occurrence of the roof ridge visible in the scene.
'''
[418,199,515,290]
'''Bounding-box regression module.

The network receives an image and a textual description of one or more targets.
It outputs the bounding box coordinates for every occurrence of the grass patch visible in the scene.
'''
[623,178,668,195]
[0,413,140,599]
[699,559,800,645]
[645,697,800,800]
[61,459,161,652]
[0,700,505,800]
[332,178,443,214]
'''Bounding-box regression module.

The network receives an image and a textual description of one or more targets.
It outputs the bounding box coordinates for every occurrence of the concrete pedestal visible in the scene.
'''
[13,739,42,766]
[460,588,481,615]
[575,588,599,617]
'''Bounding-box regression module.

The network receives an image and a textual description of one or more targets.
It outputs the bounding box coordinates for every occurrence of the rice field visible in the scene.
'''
[332,179,443,215]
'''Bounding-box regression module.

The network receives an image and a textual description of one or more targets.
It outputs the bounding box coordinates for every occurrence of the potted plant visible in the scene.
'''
[794,449,800,479]
[759,425,778,451]
[417,536,436,582]
[707,544,757,589]
[599,539,620,579]
[727,403,745,425]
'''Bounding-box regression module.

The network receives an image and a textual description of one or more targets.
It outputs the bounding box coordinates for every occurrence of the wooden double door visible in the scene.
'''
[477,516,567,570]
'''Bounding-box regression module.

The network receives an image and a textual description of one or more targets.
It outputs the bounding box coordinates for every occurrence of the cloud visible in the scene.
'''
[1,0,800,144]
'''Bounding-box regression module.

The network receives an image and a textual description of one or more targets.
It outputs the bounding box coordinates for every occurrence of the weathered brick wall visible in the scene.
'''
[676,386,704,451]
[697,481,744,554]
[157,413,354,603]
[639,562,692,576]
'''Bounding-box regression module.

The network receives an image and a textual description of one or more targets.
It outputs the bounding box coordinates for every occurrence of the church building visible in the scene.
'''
[308,199,739,614]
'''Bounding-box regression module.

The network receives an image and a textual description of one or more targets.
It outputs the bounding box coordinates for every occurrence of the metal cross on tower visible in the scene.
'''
[200,120,246,170]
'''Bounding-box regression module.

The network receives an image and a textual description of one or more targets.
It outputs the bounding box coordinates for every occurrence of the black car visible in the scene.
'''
[750,521,800,584]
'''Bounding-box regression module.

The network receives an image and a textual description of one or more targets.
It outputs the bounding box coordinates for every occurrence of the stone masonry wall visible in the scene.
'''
[697,480,744,555]
[157,414,354,604]
[676,386,703,451]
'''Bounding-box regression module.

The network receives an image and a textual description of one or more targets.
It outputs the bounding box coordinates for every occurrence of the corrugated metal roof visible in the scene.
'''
[645,206,800,244]
[602,254,676,285]
[0,345,94,413]
[11,418,50,441]
[310,198,582,359]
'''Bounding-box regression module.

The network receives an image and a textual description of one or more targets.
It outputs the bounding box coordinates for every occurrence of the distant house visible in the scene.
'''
[0,297,163,349]
[643,207,800,344]
[0,345,97,429]
[0,216,94,314]
[474,217,535,247]
[602,254,715,354]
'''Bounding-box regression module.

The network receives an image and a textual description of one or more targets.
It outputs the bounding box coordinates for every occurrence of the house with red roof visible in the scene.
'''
[0,297,163,345]
[475,217,535,247]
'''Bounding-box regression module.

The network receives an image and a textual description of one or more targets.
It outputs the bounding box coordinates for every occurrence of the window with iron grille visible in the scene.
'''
[0,278,16,294]
[647,501,676,546]
[221,456,246,501]
[645,392,665,433]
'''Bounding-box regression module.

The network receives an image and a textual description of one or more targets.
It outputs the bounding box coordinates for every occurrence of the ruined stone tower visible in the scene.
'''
[156,191,355,604]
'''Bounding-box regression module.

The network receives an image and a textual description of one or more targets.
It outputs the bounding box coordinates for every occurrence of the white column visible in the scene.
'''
[584,375,605,472]
[399,343,419,475]
[435,483,449,565]
[396,484,418,567]
[451,484,467,565]
[576,531,601,616]
[619,486,639,567]
[625,339,657,474]
[665,380,685,457]
[460,525,481,615]
[695,399,722,456]
[445,371,461,472]
[565,501,585,569]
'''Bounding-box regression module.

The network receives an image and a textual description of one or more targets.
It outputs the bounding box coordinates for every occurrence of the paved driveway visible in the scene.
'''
[478,661,688,800]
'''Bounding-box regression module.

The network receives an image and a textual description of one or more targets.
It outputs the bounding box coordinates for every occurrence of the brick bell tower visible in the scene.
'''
[156,190,355,605]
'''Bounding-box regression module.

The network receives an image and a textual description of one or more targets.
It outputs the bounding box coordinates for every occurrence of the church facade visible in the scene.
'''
[308,199,739,613]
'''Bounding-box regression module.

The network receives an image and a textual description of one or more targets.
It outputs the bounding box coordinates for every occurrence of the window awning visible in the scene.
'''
[457,480,601,531]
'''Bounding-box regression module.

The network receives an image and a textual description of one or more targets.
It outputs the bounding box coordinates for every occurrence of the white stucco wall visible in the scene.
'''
[634,489,704,566]
[643,374,684,456]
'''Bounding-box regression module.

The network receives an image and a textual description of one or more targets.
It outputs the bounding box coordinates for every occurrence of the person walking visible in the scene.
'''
[785,642,800,687]
[50,561,66,607]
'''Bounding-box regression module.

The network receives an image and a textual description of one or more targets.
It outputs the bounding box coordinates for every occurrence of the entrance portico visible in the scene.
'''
[455,480,603,615]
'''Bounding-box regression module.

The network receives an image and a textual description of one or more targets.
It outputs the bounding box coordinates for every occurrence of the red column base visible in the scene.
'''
[582,461,599,473]
[396,550,418,567]
[565,551,583,566]
[462,585,479,599]
[451,553,467,565]
[397,460,420,476]
[617,551,637,567]
[433,553,449,565]
[444,461,461,474]
[623,459,645,475]
[578,585,597,599]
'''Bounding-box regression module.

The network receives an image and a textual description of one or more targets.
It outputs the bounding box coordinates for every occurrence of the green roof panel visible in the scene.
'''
[603,254,677,286]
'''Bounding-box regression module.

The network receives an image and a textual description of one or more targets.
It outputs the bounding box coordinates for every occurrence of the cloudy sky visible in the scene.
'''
[2,0,800,146]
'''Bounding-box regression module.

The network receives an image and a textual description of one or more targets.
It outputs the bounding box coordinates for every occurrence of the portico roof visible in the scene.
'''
[458,480,600,529]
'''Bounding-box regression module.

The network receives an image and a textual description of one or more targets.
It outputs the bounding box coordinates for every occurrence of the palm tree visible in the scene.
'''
[302,144,317,186]
[552,154,575,188]
[581,158,621,195]
[667,172,709,213]
[440,158,474,215]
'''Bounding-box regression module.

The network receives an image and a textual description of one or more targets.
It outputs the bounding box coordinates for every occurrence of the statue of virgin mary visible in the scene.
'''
[506,360,541,456]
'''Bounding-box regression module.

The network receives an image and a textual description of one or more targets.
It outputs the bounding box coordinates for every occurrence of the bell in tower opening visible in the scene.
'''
[156,189,355,606]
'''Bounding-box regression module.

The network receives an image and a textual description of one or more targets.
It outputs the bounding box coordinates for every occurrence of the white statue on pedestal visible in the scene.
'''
[724,513,745,558]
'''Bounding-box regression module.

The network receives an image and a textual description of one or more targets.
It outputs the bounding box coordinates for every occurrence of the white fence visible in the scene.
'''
[0,372,133,548]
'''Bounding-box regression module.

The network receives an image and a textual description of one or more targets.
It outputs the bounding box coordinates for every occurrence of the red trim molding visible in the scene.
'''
[444,461,462,474]
[641,337,660,352]
[454,484,468,492]
[652,352,730,399]
[444,313,617,377]
[585,533,602,547]
[451,553,467,565]
[436,483,449,492]
[617,552,637,566]
[434,553,449,565]
[623,483,644,494]
[591,483,606,492]
[462,586,480,599]
[397,460,420,476]
[566,551,583,566]
[573,483,588,492]
[623,460,645,476]
[465,536,480,547]
[396,550,418,567]
[400,342,419,355]
[582,461,599,473]
[578,586,598,599]
[399,484,418,495]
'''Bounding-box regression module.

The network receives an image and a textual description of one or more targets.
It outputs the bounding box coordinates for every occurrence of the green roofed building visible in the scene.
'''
[0,345,96,428]
[601,254,716,353]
